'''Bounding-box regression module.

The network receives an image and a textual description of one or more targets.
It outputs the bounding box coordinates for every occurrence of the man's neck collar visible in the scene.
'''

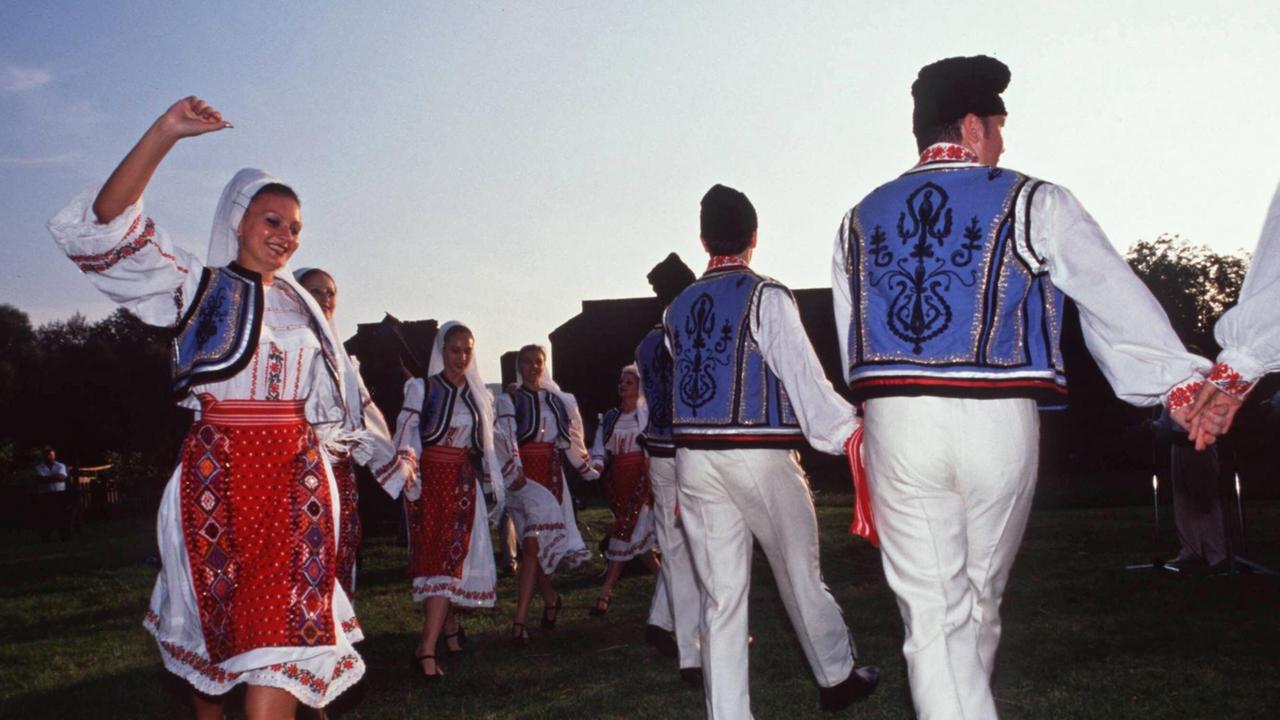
[915,142,979,167]
[707,255,750,272]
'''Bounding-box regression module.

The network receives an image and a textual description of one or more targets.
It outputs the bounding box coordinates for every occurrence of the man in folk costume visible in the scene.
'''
[634,252,704,683]
[832,56,1217,719]
[666,186,880,718]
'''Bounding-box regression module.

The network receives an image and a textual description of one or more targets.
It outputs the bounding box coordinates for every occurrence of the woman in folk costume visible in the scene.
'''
[586,364,661,616]
[494,344,599,644]
[47,97,403,718]
[392,322,505,681]
[294,267,406,596]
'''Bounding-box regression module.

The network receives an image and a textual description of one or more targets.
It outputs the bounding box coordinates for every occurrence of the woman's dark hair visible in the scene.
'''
[296,268,333,286]
[252,182,300,206]
[518,344,546,362]
[443,324,474,345]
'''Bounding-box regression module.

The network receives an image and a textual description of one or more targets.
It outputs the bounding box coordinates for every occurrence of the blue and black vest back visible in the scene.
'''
[842,165,1066,406]
[512,386,571,445]
[665,266,802,449]
[634,326,675,457]
[172,263,340,399]
[419,374,480,449]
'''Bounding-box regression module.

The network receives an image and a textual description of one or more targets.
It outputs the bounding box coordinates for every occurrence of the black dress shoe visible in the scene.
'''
[818,665,879,711]
[645,624,678,658]
[679,667,704,688]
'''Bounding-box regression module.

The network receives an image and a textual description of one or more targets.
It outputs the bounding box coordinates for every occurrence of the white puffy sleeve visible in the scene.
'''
[832,209,856,386]
[751,283,858,456]
[494,393,524,487]
[560,394,600,480]
[1212,183,1280,399]
[47,188,204,327]
[356,371,413,499]
[1027,183,1212,409]
[392,378,425,501]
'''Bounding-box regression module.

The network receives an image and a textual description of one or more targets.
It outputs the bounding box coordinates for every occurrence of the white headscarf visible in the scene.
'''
[431,321,506,518]
[620,362,649,430]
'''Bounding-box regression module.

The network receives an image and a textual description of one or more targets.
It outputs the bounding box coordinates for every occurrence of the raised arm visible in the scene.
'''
[93,97,230,224]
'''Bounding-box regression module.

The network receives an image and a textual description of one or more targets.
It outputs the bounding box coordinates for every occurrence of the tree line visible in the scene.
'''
[0,236,1265,502]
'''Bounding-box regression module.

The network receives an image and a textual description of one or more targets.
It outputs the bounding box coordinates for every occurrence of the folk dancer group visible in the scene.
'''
[47,54,1276,720]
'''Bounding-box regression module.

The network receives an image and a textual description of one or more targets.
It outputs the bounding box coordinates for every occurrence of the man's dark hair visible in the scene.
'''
[914,119,965,153]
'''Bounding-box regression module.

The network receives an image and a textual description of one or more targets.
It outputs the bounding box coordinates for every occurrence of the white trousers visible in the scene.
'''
[646,454,704,669]
[863,396,1039,720]
[677,447,855,720]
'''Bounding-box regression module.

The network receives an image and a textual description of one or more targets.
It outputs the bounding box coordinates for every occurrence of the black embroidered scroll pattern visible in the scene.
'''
[676,293,730,416]
[868,182,982,354]
[648,340,674,428]
[194,287,229,350]
[868,225,892,268]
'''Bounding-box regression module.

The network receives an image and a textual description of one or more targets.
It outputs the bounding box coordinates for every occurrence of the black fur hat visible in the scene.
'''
[646,252,696,307]
[912,55,1010,137]
[700,184,757,249]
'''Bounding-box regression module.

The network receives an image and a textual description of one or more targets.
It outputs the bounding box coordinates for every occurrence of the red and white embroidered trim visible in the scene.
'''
[68,216,189,274]
[1207,362,1253,400]
[916,143,978,166]
[1166,380,1204,412]
[707,255,749,271]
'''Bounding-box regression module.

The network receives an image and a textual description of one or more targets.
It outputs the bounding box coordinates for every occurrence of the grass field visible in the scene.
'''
[1,496,1277,719]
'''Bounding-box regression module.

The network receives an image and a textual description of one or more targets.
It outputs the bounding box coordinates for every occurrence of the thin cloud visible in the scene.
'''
[0,153,80,167]
[1,65,52,93]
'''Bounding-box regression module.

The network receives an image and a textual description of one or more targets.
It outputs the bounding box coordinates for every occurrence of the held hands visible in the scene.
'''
[507,474,528,492]
[154,96,232,140]
[1181,383,1244,451]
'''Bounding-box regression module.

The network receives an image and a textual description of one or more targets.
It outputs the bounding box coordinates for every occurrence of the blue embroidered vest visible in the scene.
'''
[634,326,675,457]
[172,263,263,397]
[172,263,341,399]
[843,165,1066,405]
[512,386,571,445]
[419,374,480,449]
[665,266,802,448]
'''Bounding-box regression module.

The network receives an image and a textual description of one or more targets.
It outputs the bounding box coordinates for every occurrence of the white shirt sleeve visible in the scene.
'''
[1213,181,1280,391]
[560,394,600,480]
[590,421,607,466]
[392,378,425,500]
[356,373,411,499]
[750,283,857,456]
[1029,183,1211,406]
[47,188,204,327]
[493,394,524,486]
[832,211,855,386]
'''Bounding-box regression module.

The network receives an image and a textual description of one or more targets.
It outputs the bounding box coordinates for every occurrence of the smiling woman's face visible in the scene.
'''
[236,193,302,276]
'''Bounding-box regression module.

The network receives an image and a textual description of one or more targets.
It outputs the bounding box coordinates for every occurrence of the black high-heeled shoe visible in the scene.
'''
[438,623,467,655]
[511,622,530,647]
[540,595,563,630]
[410,653,444,685]
[589,595,612,617]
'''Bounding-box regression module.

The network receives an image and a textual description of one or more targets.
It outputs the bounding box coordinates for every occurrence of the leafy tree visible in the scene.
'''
[1126,234,1249,352]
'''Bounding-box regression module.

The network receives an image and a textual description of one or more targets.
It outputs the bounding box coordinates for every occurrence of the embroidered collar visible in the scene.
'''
[916,143,979,167]
[707,255,749,272]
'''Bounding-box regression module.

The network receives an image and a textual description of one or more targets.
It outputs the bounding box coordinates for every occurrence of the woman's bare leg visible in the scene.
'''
[191,690,224,720]
[416,596,450,676]
[513,536,540,632]
[243,685,298,720]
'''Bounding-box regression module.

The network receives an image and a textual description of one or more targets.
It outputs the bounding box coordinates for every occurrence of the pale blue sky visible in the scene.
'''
[3,1,1278,380]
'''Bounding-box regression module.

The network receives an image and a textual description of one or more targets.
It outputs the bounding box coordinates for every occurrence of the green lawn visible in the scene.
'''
[1,497,1277,719]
